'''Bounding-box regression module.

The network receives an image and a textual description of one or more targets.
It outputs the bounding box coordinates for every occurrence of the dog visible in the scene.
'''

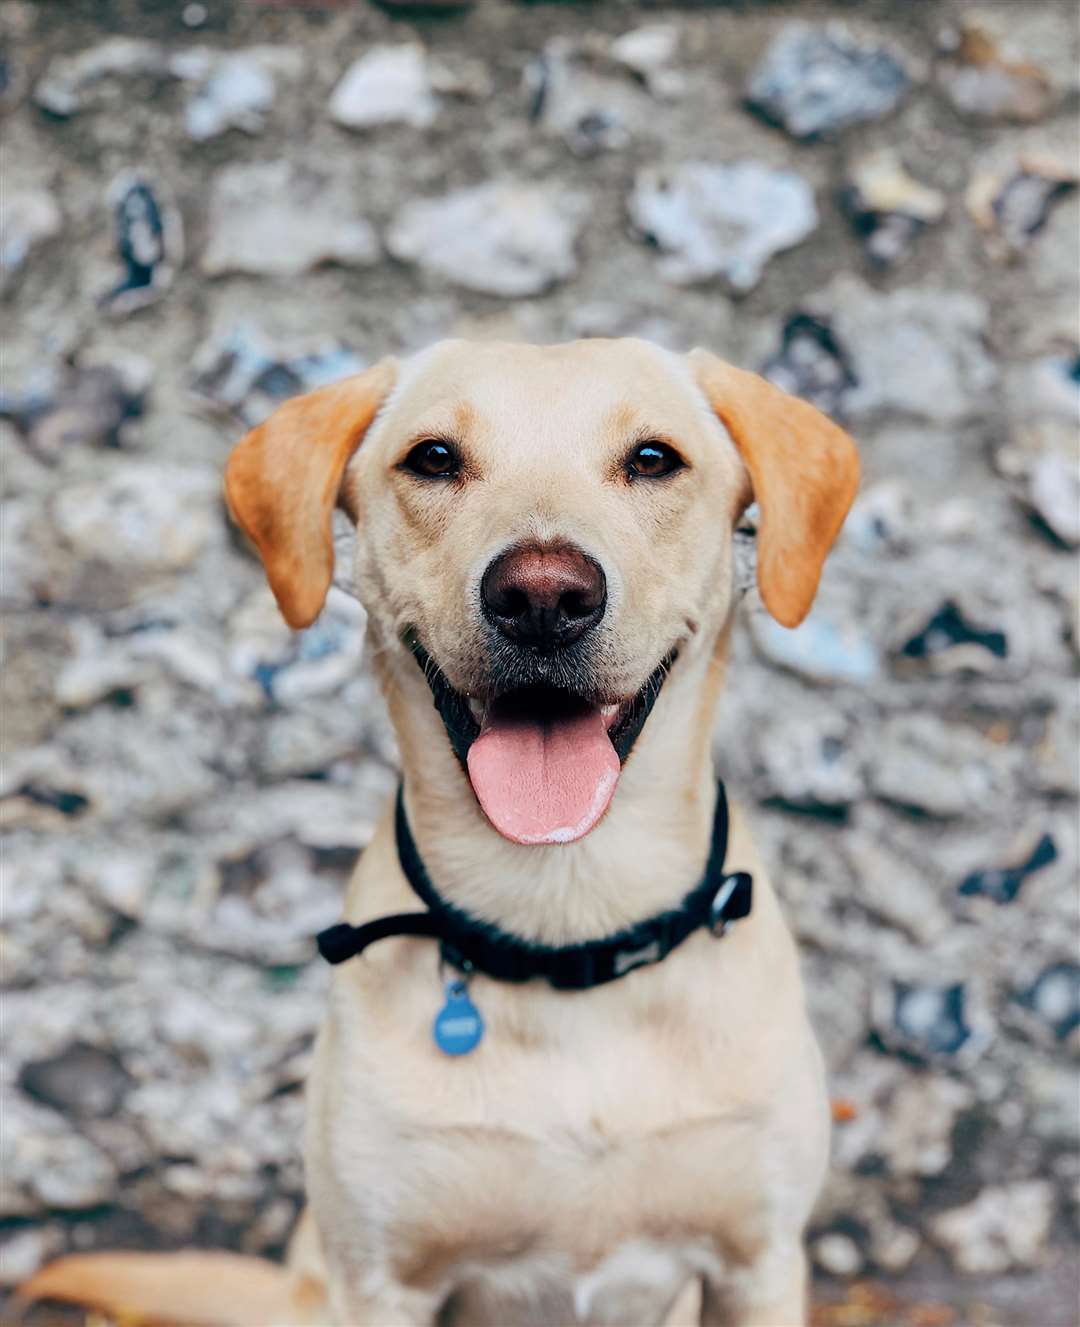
[21,339,858,1326]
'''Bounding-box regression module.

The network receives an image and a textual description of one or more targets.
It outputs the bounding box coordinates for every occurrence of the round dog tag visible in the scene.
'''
[433,980,484,1056]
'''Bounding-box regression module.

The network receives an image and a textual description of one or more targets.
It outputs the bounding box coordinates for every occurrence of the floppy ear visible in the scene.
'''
[224,359,397,629]
[689,349,860,629]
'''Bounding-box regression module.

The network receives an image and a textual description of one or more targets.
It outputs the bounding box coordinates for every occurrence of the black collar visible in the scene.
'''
[316,784,752,991]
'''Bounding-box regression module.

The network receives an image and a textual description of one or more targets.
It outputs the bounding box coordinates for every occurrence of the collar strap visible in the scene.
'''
[317,784,751,991]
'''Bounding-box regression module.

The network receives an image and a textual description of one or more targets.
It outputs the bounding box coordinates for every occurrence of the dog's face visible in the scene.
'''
[226,338,858,845]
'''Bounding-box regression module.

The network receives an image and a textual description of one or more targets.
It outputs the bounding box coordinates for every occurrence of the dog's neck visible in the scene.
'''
[375,634,731,946]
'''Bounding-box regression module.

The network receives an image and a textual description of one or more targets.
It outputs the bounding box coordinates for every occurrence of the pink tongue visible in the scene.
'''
[467,704,620,845]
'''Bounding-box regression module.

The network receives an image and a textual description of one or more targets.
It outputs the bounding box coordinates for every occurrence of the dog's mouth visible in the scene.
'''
[408,641,676,846]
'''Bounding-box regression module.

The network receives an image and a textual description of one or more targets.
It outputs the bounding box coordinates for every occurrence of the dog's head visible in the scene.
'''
[226,339,858,846]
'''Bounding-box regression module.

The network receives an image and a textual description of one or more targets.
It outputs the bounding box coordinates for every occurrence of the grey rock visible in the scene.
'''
[201,161,379,278]
[967,153,1078,259]
[0,354,150,463]
[100,172,183,317]
[34,38,168,116]
[937,20,1054,123]
[525,42,641,156]
[893,598,1011,677]
[1017,962,1080,1043]
[746,23,910,140]
[871,714,1011,818]
[52,462,221,571]
[629,161,817,291]
[877,1074,974,1177]
[873,978,992,1065]
[19,1041,134,1119]
[329,45,438,130]
[760,312,857,420]
[1027,453,1080,546]
[608,24,683,99]
[387,181,585,297]
[930,1182,1055,1273]
[1,1093,118,1212]
[811,1231,862,1277]
[755,714,864,811]
[190,323,365,428]
[749,610,879,685]
[840,150,946,268]
[0,188,62,291]
[804,276,998,422]
[172,47,301,141]
[0,1225,62,1287]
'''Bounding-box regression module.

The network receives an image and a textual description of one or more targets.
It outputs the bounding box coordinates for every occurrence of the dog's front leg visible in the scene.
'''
[700,1247,808,1327]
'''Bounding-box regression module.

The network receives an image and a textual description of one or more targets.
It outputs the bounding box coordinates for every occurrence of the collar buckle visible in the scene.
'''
[710,871,753,938]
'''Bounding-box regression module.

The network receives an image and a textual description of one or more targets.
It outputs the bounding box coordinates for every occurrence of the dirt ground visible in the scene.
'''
[1,0,1078,1322]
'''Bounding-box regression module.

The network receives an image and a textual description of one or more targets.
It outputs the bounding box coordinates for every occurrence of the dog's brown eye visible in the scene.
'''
[403,440,459,478]
[627,441,684,479]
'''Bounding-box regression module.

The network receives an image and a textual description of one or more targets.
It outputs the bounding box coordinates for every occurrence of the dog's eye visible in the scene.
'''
[627,441,684,479]
[402,440,460,479]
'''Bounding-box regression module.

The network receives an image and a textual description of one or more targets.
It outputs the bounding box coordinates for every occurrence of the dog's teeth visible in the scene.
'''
[468,698,485,723]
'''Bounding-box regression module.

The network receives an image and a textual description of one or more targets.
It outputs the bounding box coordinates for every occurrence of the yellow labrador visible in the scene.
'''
[22,340,858,1327]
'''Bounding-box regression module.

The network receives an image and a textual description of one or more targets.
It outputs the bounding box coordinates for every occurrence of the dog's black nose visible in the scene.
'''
[482,543,606,650]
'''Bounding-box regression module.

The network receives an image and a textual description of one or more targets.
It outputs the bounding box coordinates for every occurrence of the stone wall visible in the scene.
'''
[1,0,1077,1319]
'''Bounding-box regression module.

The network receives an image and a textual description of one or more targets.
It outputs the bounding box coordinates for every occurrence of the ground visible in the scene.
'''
[1,0,1078,1322]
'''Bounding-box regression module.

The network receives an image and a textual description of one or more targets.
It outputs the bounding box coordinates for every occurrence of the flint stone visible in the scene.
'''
[0,188,62,289]
[1027,453,1080,546]
[19,1041,134,1119]
[746,23,910,140]
[878,1074,974,1176]
[811,1232,862,1278]
[937,21,1053,123]
[756,714,864,811]
[525,42,642,156]
[0,355,149,462]
[967,153,1078,258]
[930,1181,1055,1273]
[387,181,585,297]
[629,161,817,291]
[841,150,945,267]
[52,463,220,571]
[202,161,379,278]
[750,611,879,686]
[190,323,365,427]
[171,49,281,141]
[761,313,857,420]
[803,276,997,422]
[2,1093,117,1212]
[874,978,991,1065]
[34,38,167,116]
[871,713,1011,818]
[0,1226,62,1287]
[330,45,438,130]
[608,24,683,98]
[101,172,183,317]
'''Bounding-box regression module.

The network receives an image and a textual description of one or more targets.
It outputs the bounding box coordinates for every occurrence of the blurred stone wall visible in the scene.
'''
[1,0,1077,1319]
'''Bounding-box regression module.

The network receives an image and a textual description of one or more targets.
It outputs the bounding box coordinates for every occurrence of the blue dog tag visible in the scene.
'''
[433,980,484,1056]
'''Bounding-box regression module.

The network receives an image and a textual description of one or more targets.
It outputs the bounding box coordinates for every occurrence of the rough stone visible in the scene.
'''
[967,153,1078,259]
[0,188,62,291]
[52,463,220,571]
[608,23,683,98]
[803,276,998,422]
[937,20,1054,123]
[841,150,946,268]
[100,172,183,317]
[329,45,438,130]
[172,46,302,141]
[871,714,1012,818]
[629,160,817,291]
[745,23,910,140]
[1027,453,1080,547]
[930,1182,1055,1274]
[387,181,585,297]
[33,38,168,116]
[201,161,379,278]
[525,41,643,156]
[749,611,879,686]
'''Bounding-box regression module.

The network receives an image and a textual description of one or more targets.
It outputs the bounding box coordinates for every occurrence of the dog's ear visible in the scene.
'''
[224,360,397,629]
[689,349,860,629]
